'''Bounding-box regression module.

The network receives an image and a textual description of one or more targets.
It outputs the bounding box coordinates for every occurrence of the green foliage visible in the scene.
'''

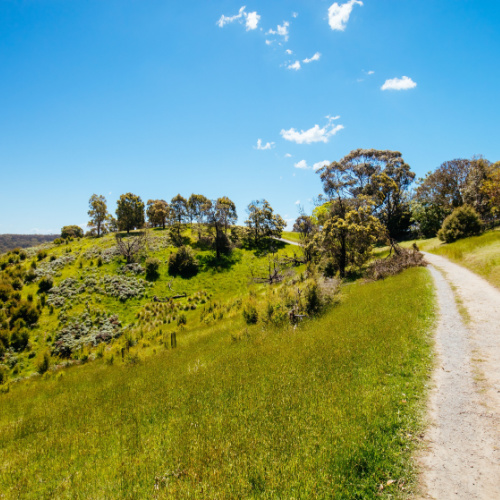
[0,364,8,384]
[245,199,285,245]
[0,283,13,302]
[242,303,258,324]
[438,205,483,243]
[61,225,84,239]
[36,351,51,374]
[87,194,109,237]
[10,328,30,351]
[145,257,160,280]
[168,246,198,277]
[38,276,54,293]
[11,277,23,291]
[116,193,145,233]
[304,281,322,315]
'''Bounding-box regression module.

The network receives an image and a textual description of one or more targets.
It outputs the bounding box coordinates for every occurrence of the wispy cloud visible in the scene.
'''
[286,49,293,55]
[281,116,344,144]
[287,60,301,71]
[292,12,298,18]
[217,6,260,31]
[254,139,275,150]
[284,153,292,158]
[295,200,301,205]
[303,52,321,64]
[367,70,375,75]
[381,76,417,91]
[294,160,310,169]
[267,21,290,42]
[328,0,363,31]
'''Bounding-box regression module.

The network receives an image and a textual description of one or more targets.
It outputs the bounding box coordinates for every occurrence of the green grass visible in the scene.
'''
[1,230,302,380]
[281,231,301,243]
[423,229,500,289]
[0,267,435,499]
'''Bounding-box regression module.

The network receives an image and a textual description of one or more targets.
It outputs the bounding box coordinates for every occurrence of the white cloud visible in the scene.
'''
[292,12,298,18]
[254,139,275,150]
[294,160,310,169]
[285,49,293,55]
[381,76,417,91]
[281,116,344,144]
[303,52,321,64]
[267,21,289,41]
[328,0,363,31]
[284,153,292,158]
[313,160,330,171]
[217,6,245,27]
[295,200,301,205]
[217,6,260,31]
[265,40,273,45]
[287,60,301,70]
[367,70,375,75]
[245,11,260,30]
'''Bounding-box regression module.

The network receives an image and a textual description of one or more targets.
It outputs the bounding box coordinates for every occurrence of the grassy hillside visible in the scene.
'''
[0,267,434,499]
[398,229,500,289]
[0,229,302,382]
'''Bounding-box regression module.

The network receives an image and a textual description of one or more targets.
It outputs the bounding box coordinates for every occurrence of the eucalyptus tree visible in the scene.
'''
[87,194,109,237]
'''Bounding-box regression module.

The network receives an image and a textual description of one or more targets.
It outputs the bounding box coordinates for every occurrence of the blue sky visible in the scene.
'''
[1,0,499,233]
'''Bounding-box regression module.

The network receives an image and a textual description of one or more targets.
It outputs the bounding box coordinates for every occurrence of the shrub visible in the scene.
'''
[0,283,13,302]
[10,328,30,351]
[11,278,23,291]
[243,304,258,324]
[38,276,54,293]
[438,205,482,243]
[11,301,40,326]
[305,282,322,315]
[61,225,84,239]
[145,257,161,280]
[36,351,51,374]
[0,364,8,385]
[177,313,187,326]
[24,269,37,283]
[168,246,198,278]
[37,250,47,261]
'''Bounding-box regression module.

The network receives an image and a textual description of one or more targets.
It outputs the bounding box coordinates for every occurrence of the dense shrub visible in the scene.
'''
[11,301,40,326]
[37,250,48,261]
[11,278,23,291]
[438,205,482,243]
[145,257,161,280]
[0,364,8,384]
[36,351,51,374]
[38,276,54,293]
[168,246,198,278]
[0,283,13,302]
[243,304,258,324]
[10,328,29,351]
[305,282,322,315]
[61,225,84,239]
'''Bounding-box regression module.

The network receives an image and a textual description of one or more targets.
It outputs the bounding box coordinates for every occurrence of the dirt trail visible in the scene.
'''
[418,253,500,499]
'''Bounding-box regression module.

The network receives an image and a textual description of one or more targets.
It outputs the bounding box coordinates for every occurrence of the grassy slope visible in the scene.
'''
[281,231,301,243]
[398,229,500,289]
[0,267,435,499]
[3,230,301,379]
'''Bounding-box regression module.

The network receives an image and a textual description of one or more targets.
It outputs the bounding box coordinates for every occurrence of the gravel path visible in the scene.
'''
[418,253,500,499]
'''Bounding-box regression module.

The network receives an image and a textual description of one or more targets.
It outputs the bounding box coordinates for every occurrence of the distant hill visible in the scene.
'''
[0,234,59,254]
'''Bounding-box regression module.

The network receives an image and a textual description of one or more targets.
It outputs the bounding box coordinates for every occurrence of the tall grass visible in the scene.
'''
[0,268,434,499]
[423,229,500,288]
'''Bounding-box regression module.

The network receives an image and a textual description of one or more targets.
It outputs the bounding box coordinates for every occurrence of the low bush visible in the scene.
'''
[168,246,198,278]
[36,351,51,374]
[242,304,258,324]
[438,205,482,243]
[145,257,161,280]
[38,276,54,293]
[61,225,84,239]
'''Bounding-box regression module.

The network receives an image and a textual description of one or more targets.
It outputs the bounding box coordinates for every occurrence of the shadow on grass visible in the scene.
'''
[241,238,287,258]
[197,251,242,272]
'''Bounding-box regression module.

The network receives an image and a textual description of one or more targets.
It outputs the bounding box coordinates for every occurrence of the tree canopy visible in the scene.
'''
[116,193,145,234]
